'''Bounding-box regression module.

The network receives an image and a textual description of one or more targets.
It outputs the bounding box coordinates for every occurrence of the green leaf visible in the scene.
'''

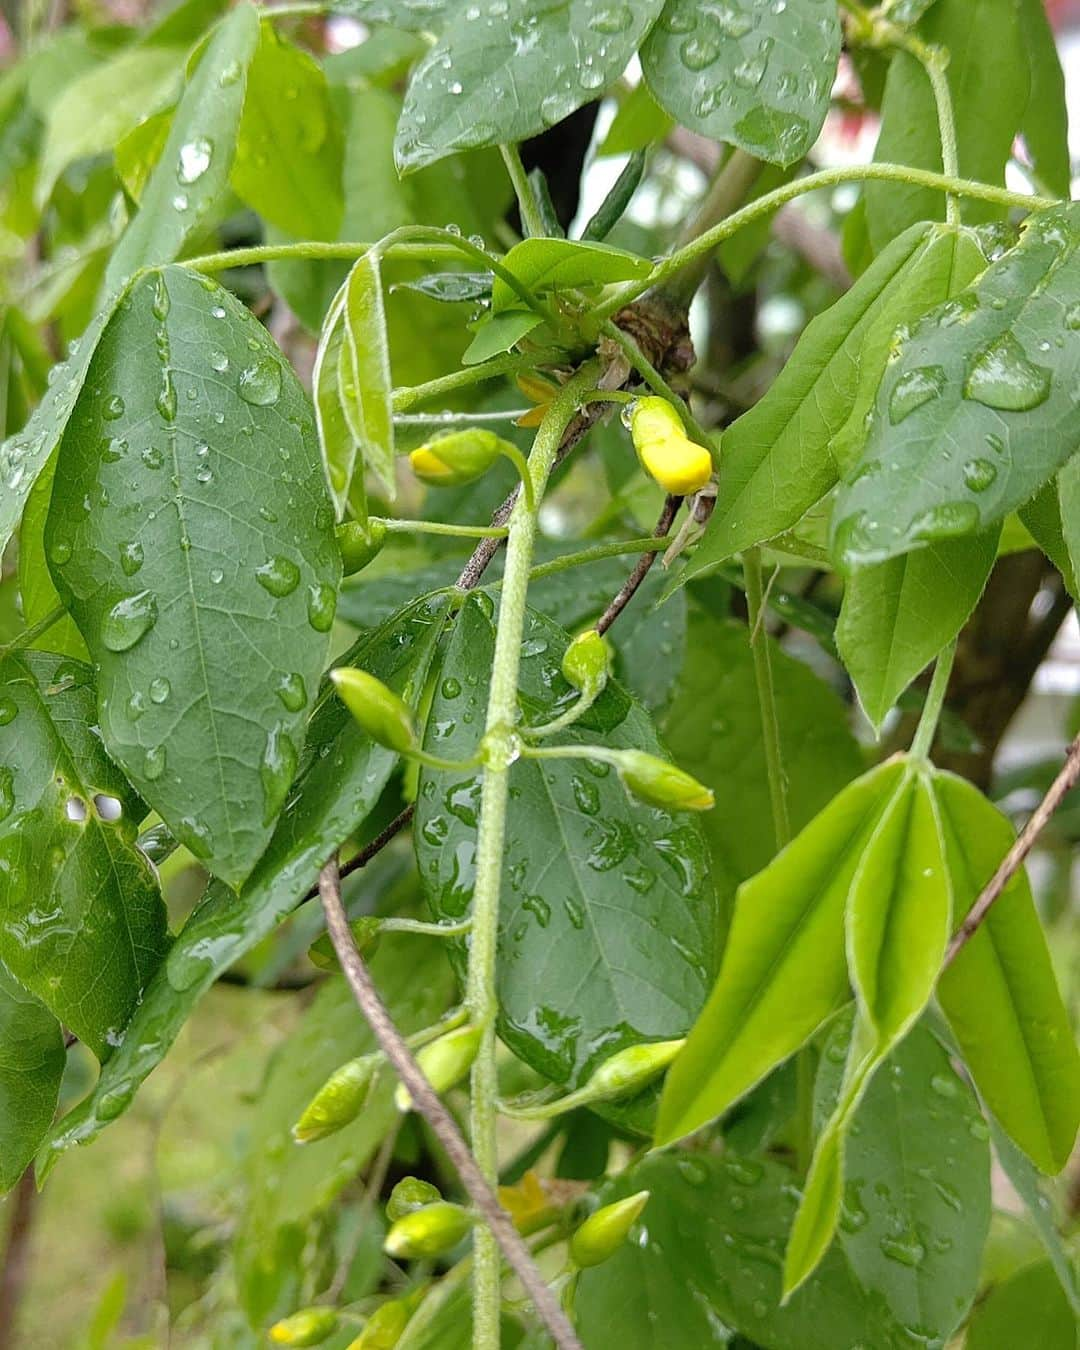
[655,759,906,1148]
[597,81,673,158]
[39,596,449,1172]
[416,596,719,1091]
[966,1260,1077,1350]
[235,938,455,1324]
[0,650,169,1057]
[230,24,343,240]
[104,3,259,292]
[865,0,1029,252]
[934,771,1080,1175]
[394,0,666,174]
[0,961,65,1192]
[44,266,340,887]
[1018,0,1071,199]
[833,206,1080,568]
[836,532,998,728]
[662,616,863,892]
[1020,476,1080,601]
[573,1151,912,1349]
[490,238,651,312]
[681,222,985,581]
[641,0,840,167]
[814,1014,991,1341]
[18,450,89,661]
[462,310,542,366]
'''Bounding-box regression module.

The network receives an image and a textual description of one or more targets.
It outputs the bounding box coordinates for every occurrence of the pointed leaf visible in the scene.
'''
[0,962,65,1192]
[1018,0,1071,199]
[44,266,340,887]
[1020,475,1080,601]
[462,310,542,366]
[490,238,651,313]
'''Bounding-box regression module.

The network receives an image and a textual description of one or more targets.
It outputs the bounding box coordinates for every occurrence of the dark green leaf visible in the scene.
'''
[17,449,89,661]
[394,0,665,173]
[1018,0,1071,198]
[416,596,718,1090]
[490,238,651,312]
[833,206,1080,568]
[39,596,449,1172]
[0,650,168,1057]
[0,961,65,1192]
[641,0,841,167]
[45,265,340,886]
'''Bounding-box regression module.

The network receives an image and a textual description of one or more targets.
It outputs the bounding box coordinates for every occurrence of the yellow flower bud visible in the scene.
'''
[580,1039,685,1102]
[561,629,609,697]
[409,429,502,487]
[293,1054,380,1143]
[569,1191,650,1268]
[629,396,713,494]
[331,667,417,756]
[384,1201,473,1260]
[346,1300,409,1349]
[386,1175,442,1222]
[613,748,714,811]
[629,396,685,447]
[395,1025,481,1111]
[269,1307,338,1346]
[336,520,387,577]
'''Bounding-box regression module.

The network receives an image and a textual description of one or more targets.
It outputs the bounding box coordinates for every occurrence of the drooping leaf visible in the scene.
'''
[235,939,455,1325]
[39,596,449,1172]
[339,251,394,503]
[934,772,1080,1175]
[1018,0,1071,199]
[641,0,841,167]
[0,650,169,1057]
[45,265,340,887]
[833,206,1080,569]
[865,0,1029,251]
[230,23,343,240]
[0,961,65,1192]
[490,238,651,312]
[662,616,863,892]
[394,0,666,173]
[655,760,907,1148]
[416,596,718,1091]
[104,3,259,292]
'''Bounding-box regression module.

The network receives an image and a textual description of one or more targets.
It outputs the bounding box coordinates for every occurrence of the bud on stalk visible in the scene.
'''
[395,1024,481,1111]
[561,628,610,698]
[336,519,387,576]
[293,1054,380,1143]
[331,667,417,755]
[569,1191,650,1268]
[384,1201,473,1260]
[269,1307,339,1346]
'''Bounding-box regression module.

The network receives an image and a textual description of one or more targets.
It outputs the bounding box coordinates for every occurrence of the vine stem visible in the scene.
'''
[466,367,597,1348]
[377,518,509,540]
[393,356,536,413]
[743,548,790,851]
[500,144,546,239]
[897,33,961,224]
[595,496,681,636]
[0,605,65,657]
[911,640,956,760]
[317,859,583,1350]
[526,534,676,582]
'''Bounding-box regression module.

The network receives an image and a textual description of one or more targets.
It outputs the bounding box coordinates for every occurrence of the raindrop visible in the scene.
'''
[964,332,1051,411]
[571,775,601,816]
[261,725,298,824]
[177,137,213,185]
[219,60,242,86]
[522,894,551,928]
[275,671,307,712]
[143,745,167,781]
[142,445,163,470]
[119,541,144,576]
[0,769,12,822]
[909,500,980,543]
[307,582,337,632]
[149,676,171,704]
[101,591,158,652]
[733,50,769,89]
[681,34,720,70]
[48,539,72,567]
[209,566,224,585]
[238,357,282,407]
[888,365,946,425]
[0,695,17,726]
[880,1232,925,1268]
[102,394,126,421]
[589,3,632,34]
[564,896,585,929]
[1064,302,1080,331]
[441,677,462,699]
[962,458,997,493]
[209,350,229,373]
[256,556,301,597]
[151,274,170,320]
[156,372,177,422]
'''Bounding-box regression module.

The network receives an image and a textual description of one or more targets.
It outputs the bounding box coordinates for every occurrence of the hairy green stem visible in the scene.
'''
[897,34,960,224]
[911,640,956,760]
[394,409,532,425]
[0,605,65,657]
[500,144,546,239]
[527,535,676,581]
[393,355,535,413]
[744,549,790,851]
[376,518,509,540]
[466,367,598,1349]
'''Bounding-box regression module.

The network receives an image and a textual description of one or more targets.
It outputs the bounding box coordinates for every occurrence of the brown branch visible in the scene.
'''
[318,858,584,1350]
[301,804,415,905]
[596,495,681,636]
[0,1168,37,1350]
[943,730,1080,967]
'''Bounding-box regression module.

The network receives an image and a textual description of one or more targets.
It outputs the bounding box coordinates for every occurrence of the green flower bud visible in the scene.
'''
[308,916,382,972]
[395,1025,481,1111]
[629,396,685,448]
[293,1054,380,1143]
[386,1175,442,1222]
[337,520,387,577]
[580,1039,685,1102]
[561,629,609,697]
[409,429,503,487]
[346,1300,409,1349]
[614,748,714,812]
[569,1191,650,1269]
[269,1306,339,1346]
[331,667,417,755]
[384,1201,473,1260]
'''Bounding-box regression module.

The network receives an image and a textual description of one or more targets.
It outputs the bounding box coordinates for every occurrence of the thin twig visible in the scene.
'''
[595,496,681,636]
[943,731,1080,967]
[0,1168,37,1350]
[318,859,584,1350]
[300,805,415,904]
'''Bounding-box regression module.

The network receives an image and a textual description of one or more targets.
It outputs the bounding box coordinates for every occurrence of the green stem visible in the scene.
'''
[0,605,65,657]
[381,917,473,940]
[898,34,960,224]
[911,640,956,760]
[524,684,603,739]
[743,549,790,851]
[500,144,546,239]
[394,409,532,426]
[526,535,676,582]
[376,518,509,540]
[663,149,762,307]
[393,355,535,413]
[599,320,714,448]
[497,442,536,514]
[466,367,598,1350]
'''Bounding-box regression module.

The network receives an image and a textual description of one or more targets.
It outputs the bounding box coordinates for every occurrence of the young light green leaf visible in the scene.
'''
[394,0,665,173]
[641,0,841,167]
[490,238,651,312]
[416,596,719,1094]
[1018,0,1071,199]
[655,759,907,1148]
[39,596,450,1172]
[461,310,543,366]
[0,962,65,1193]
[836,531,998,728]
[104,3,259,292]
[934,771,1080,1175]
[45,266,339,887]
[0,651,169,1058]
[965,1260,1076,1350]
[230,23,343,240]
[865,0,1029,251]
[833,205,1080,569]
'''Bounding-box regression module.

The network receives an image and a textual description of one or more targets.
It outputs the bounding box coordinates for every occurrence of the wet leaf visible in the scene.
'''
[0,962,65,1192]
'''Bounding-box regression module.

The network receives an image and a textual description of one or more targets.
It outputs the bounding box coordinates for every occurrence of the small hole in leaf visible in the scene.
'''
[65,796,88,822]
[93,794,123,822]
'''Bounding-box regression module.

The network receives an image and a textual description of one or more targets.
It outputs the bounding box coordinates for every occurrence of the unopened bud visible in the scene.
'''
[629,397,713,495]
[569,1191,650,1268]
[615,748,714,812]
[331,667,417,755]
[396,1025,481,1111]
[386,1175,442,1223]
[308,916,382,972]
[629,396,684,447]
[346,1299,409,1349]
[581,1039,685,1102]
[384,1201,473,1260]
[269,1306,338,1346]
[561,629,609,698]
[337,520,387,576]
[409,429,503,487]
[293,1054,380,1143]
